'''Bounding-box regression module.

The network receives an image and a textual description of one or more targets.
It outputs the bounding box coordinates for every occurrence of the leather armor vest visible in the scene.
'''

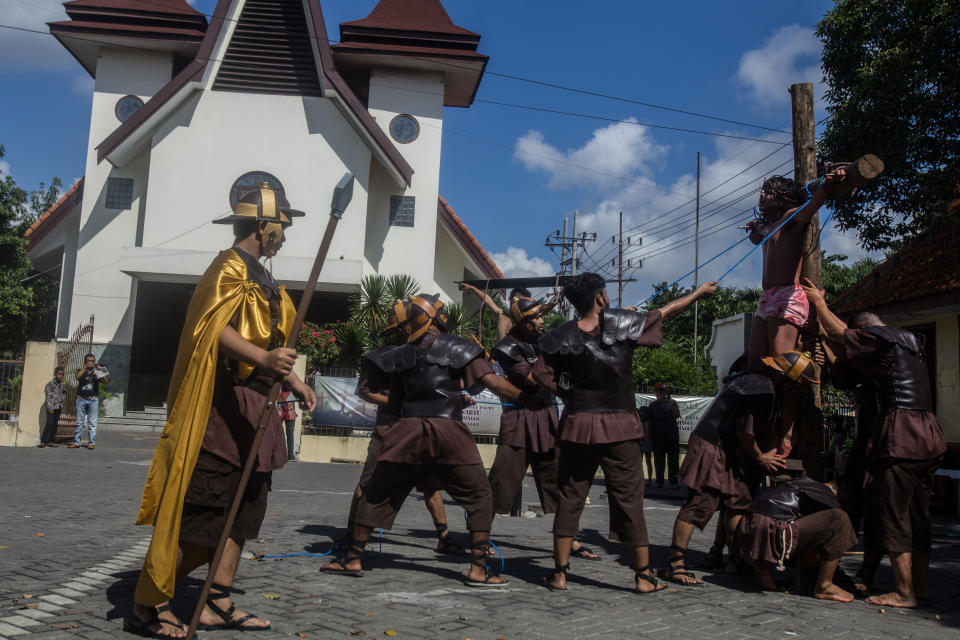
[747,477,839,522]
[493,333,550,409]
[692,372,774,446]
[862,326,934,412]
[539,309,647,413]
[362,345,401,425]
[368,333,484,420]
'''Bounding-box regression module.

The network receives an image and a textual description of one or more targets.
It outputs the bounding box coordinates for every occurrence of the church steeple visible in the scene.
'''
[332,0,487,108]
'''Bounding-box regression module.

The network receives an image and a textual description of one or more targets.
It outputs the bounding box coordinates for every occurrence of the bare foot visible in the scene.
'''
[199,598,270,630]
[544,569,567,591]
[130,603,186,639]
[865,592,918,608]
[815,583,854,602]
[321,557,363,573]
[467,564,508,585]
[571,542,599,560]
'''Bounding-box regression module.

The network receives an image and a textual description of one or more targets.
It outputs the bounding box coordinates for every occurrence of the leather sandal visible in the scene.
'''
[321,543,365,577]
[463,543,508,588]
[543,563,569,591]
[634,565,667,594]
[123,603,188,639]
[198,583,270,632]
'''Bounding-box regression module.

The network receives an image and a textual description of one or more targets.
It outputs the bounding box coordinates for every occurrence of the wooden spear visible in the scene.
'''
[184,173,355,639]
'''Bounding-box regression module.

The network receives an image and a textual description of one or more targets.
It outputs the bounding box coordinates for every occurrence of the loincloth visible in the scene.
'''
[756,284,809,327]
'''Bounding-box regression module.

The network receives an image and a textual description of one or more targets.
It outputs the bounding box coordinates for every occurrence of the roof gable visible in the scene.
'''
[437,196,502,280]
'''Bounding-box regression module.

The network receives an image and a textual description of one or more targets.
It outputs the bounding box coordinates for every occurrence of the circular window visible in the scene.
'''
[115,95,145,122]
[229,171,285,209]
[389,114,420,144]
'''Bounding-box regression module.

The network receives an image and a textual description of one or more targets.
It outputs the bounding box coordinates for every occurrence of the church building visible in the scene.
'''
[24,0,502,415]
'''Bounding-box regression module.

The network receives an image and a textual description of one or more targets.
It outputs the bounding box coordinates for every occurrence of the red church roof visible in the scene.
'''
[340,0,478,37]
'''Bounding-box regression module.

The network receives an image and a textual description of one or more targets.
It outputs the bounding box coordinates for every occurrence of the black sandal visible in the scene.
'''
[321,542,365,577]
[543,563,569,591]
[434,523,465,555]
[570,544,601,561]
[198,583,270,632]
[634,565,667,594]
[661,544,701,586]
[463,543,509,588]
[123,603,188,639]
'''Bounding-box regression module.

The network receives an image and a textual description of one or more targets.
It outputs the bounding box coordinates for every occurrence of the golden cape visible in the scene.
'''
[134,249,294,605]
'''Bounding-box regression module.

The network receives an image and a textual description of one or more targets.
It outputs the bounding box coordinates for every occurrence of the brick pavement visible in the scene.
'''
[2,433,959,639]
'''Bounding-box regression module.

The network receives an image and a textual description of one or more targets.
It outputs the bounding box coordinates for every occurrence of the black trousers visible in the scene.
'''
[41,409,61,444]
[653,448,679,484]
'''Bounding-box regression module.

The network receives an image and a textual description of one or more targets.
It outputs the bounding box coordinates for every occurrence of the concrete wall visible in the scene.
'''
[0,341,58,447]
[706,313,753,386]
[299,434,499,469]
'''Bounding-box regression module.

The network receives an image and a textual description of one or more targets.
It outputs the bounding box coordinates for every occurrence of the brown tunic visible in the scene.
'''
[843,328,947,463]
[377,356,493,465]
[499,359,558,452]
[532,309,663,445]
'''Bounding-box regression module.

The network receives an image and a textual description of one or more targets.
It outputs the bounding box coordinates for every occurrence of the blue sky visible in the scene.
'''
[0,0,875,304]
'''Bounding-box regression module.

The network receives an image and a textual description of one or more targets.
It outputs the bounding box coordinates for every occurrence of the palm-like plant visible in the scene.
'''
[384,274,420,304]
[333,321,374,372]
[443,301,480,339]
[347,274,390,332]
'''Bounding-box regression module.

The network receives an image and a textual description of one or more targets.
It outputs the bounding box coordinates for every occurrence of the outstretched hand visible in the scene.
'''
[799,277,826,308]
[696,281,718,298]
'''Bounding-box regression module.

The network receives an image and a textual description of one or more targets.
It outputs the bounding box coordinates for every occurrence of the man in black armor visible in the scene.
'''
[532,272,716,593]
[802,280,947,609]
[322,293,529,587]
[343,300,463,555]
[486,295,599,559]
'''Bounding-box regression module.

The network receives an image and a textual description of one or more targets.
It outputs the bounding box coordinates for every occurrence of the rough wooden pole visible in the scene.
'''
[790,82,822,476]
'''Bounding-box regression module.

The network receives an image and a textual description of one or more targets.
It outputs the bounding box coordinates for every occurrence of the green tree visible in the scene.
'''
[0,146,62,355]
[821,253,880,302]
[816,0,960,251]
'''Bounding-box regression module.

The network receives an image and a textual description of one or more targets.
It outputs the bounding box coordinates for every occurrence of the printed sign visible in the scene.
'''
[310,376,715,444]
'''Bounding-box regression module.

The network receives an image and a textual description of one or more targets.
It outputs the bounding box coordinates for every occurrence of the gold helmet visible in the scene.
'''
[405,293,448,343]
[380,299,410,337]
[213,182,304,227]
[509,296,545,339]
[762,350,820,385]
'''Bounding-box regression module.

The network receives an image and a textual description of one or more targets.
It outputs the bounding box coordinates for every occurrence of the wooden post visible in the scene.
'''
[693,151,700,363]
[790,82,822,477]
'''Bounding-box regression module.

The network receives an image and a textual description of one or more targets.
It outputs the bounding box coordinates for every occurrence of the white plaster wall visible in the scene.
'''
[70,48,174,344]
[364,69,444,289]
[433,223,467,303]
[142,91,371,290]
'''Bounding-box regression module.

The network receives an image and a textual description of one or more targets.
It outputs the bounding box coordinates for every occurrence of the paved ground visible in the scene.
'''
[2,433,960,640]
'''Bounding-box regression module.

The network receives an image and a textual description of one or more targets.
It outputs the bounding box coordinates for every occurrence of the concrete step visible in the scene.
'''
[99,414,166,433]
[142,405,167,415]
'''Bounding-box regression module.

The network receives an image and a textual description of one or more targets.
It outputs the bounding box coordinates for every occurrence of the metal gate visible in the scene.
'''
[56,315,95,440]
[0,357,24,421]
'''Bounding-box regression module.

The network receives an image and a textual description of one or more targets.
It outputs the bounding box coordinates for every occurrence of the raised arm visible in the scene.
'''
[656,281,717,323]
[458,282,507,318]
[799,277,848,342]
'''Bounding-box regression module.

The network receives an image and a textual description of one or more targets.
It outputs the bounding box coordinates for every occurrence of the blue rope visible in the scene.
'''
[714,177,825,283]
[488,539,505,574]
[637,235,751,305]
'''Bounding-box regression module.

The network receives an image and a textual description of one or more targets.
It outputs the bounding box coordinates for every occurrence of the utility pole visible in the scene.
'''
[693,151,700,363]
[545,213,594,319]
[617,211,624,307]
[568,211,579,319]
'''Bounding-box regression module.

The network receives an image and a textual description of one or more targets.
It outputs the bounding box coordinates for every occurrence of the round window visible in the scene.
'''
[115,95,144,122]
[389,114,420,144]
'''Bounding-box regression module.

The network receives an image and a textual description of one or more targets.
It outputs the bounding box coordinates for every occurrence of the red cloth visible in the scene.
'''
[532,310,663,445]
[843,328,947,463]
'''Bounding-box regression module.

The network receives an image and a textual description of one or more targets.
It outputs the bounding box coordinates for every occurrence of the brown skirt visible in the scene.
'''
[679,434,752,504]
[179,449,271,548]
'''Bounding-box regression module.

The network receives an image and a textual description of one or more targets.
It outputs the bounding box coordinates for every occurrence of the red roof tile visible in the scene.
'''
[63,0,203,17]
[341,0,478,37]
[830,212,960,315]
[24,178,84,250]
[437,196,503,280]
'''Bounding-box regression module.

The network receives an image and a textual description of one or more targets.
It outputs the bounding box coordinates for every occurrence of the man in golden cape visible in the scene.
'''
[126,184,316,638]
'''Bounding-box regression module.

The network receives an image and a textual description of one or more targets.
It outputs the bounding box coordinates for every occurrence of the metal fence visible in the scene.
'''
[56,315,95,440]
[0,358,25,421]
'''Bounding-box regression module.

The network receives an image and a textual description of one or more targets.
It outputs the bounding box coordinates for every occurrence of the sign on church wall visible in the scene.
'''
[389,195,415,227]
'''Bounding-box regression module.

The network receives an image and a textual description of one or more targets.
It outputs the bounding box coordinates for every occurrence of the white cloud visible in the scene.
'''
[0,159,10,177]
[0,0,74,71]
[489,247,555,278]
[514,119,667,190]
[735,24,823,110]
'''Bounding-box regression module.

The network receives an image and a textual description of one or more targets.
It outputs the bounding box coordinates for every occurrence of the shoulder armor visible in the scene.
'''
[863,325,924,354]
[725,372,775,398]
[425,334,484,369]
[364,344,417,373]
[600,309,648,345]
[539,320,584,355]
[492,335,538,365]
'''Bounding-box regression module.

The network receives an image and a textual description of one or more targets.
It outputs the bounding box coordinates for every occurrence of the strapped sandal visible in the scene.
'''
[321,542,365,577]
[543,563,569,592]
[661,544,701,586]
[634,565,667,594]
[570,544,601,561]
[463,543,508,588]
[434,523,465,555]
[123,603,188,639]
[198,583,271,632]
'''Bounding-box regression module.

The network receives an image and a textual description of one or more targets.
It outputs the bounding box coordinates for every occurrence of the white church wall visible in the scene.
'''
[365,69,445,290]
[433,222,467,303]
[141,90,372,293]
